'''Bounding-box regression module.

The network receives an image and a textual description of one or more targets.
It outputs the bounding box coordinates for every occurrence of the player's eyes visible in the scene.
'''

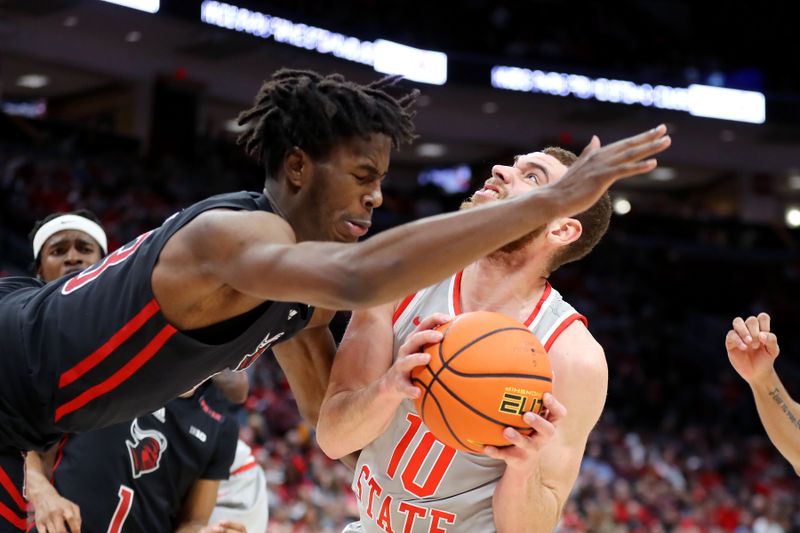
[525,174,540,184]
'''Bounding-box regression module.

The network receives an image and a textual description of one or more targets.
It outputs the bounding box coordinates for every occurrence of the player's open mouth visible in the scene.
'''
[345,220,371,237]
[474,186,501,200]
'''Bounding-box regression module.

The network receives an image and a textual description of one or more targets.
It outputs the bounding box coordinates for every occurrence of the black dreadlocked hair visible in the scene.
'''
[236,69,419,180]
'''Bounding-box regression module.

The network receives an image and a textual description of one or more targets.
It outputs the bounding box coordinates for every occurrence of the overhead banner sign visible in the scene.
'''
[491,65,766,124]
[200,1,447,85]
[98,0,160,13]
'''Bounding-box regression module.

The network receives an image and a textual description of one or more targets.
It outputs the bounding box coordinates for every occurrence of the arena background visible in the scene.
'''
[1,1,799,531]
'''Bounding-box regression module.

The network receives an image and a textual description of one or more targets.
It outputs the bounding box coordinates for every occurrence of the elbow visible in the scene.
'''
[315,424,346,460]
[315,404,348,460]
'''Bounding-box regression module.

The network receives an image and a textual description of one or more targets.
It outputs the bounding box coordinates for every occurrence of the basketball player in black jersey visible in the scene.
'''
[24,212,245,533]
[0,68,670,530]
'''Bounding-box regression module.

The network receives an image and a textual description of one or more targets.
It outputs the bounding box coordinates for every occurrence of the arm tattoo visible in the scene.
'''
[769,388,800,430]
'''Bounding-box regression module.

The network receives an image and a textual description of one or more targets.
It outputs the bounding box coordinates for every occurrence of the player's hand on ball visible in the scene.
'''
[199,520,248,533]
[726,313,780,384]
[379,313,450,401]
[483,392,566,471]
[32,490,81,533]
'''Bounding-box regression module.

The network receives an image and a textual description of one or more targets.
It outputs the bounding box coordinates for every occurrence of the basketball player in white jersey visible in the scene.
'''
[210,439,269,532]
[726,313,800,474]
[317,146,609,533]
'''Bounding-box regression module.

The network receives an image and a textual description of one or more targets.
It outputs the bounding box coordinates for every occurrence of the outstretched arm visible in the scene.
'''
[186,127,670,310]
[727,313,800,473]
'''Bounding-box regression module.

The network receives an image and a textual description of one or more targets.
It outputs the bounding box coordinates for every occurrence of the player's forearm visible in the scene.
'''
[493,467,561,533]
[750,369,800,472]
[340,190,561,308]
[317,381,405,459]
[24,452,57,502]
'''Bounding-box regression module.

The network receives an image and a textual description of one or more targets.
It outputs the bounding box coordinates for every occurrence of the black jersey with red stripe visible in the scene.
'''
[0,191,311,451]
[45,384,238,533]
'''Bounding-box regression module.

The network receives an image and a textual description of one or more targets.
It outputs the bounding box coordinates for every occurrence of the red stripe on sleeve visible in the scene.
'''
[55,324,177,422]
[230,460,259,477]
[544,313,588,352]
[59,299,161,389]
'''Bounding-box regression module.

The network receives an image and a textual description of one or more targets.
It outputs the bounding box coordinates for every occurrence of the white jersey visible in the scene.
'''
[210,439,268,533]
[345,272,585,533]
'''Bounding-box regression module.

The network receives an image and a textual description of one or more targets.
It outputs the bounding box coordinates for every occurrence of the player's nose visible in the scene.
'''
[491,165,513,184]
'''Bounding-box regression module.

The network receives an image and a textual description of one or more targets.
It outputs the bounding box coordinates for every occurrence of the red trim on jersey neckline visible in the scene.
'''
[392,293,417,325]
[59,299,161,389]
[0,501,25,531]
[452,271,552,327]
[230,459,259,477]
[55,324,178,422]
[0,465,25,511]
[543,313,588,351]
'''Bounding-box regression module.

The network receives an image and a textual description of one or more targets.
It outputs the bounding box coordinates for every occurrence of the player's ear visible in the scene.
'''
[546,218,582,247]
[282,147,314,189]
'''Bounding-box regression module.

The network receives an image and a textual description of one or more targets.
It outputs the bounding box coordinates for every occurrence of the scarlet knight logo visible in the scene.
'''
[126,418,168,479]
[234,331,285,371]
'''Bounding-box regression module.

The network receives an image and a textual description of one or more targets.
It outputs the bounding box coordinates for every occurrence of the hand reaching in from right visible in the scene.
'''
[726,313,780,385]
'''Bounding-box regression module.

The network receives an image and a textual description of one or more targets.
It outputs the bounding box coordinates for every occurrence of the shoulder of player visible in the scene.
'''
[179,208,297,261]
[547,321,607,386]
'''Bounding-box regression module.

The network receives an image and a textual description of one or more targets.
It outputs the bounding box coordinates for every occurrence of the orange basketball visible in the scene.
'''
[410,311,552,454]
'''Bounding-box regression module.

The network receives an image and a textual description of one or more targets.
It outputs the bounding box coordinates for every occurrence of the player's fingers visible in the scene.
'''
[762,332,780,357]
[414,313,451,333]
[578,135,601,158]
[744,316,761,348]
[758,312,771,332]
[726,330,748,351]
[398,330,441,357]
[66,505,81,533]
[601,159,659,183]
[605,136,671,171]
[397,352,430,371]
[603,124,668,156]
[44,519,62,533]
[541,393,567,423]
[523,412,556,441]
[731,317,751,344]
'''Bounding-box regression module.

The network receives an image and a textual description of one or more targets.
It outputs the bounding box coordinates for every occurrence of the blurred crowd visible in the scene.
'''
[2,132,800,532]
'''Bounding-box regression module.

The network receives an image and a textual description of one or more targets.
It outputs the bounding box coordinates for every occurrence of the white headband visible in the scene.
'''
[32,214,108,259]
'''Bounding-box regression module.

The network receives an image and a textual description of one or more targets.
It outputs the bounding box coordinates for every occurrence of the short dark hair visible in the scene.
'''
[542,146,612,272]
[236,69,419,181]
[28,209,104,271]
